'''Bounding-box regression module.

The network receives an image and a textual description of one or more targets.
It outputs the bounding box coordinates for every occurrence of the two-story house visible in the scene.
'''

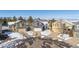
[8,20,26,34]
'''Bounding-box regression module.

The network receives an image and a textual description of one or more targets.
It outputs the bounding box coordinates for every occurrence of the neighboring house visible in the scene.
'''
[33,20,49,31]
[73,22,79,30]
[72,21,79,39]
[0,20,14,33]
[8,20,26,33]
[52,20,63,35]
[63,20,74,37]
[26,19,49,37]
[33,20,43,28]
[32,20,42,37]
[63,20,74,29]
[51,19,74,37]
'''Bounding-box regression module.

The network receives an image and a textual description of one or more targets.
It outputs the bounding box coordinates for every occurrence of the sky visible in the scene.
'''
[0,10,79,19]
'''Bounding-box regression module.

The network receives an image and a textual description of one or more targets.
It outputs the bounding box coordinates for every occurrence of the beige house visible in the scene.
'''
[63,20,74,37]
[52,20,63,35]
[50,19,74,37]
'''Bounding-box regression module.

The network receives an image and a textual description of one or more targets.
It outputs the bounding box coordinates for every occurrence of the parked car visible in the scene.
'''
[0,33,9,40]
[2,30,13,35]
[2,29,26,40]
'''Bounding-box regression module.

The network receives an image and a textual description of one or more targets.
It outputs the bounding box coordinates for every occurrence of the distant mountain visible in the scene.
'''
[66,19,79,22]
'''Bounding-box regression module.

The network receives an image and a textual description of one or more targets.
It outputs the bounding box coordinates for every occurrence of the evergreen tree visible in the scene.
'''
[27,16,34,26]
[48,20,52,30]
[2,21,8,26]
[13,16,17,21]
[52,18,56,22]
[18,16,24,20]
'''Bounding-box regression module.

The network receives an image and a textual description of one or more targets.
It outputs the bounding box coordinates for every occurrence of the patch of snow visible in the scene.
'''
[2,26,10,30]
[42,22,48,25]
[41,30,51,36]
[8,22,16,25]
[8,20,21,25]
[41,35,45,38]
[57,34,70,40]
[0,39,25,48]
[8,32,26,39]
[26,31,34,36]
[34,28,42,31]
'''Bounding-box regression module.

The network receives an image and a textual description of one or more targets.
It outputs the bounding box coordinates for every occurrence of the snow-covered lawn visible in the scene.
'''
[2,30,26,40]
[2,26,10,30]
[8,32,26,39]
[41,30,52,38]
[26,31,34,36]
[0,32,26,48]
[26,30,52,38]
[0,39,26,48]
[34,28,42,31]
[57,34,72,41]
[41,30,51,36]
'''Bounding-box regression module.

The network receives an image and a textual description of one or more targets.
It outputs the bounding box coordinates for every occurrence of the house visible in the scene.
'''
[0,19,16,34]
[8,20,26,33]
[72,21,79,39]
[62,20,74,37]
[32,19,49,37]
[33,19,49,31]
[51,19,74,37]
[51,20,63,35]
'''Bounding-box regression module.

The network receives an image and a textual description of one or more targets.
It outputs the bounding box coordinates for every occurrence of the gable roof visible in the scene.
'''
[61,20,74,25]
[8,20,22,26]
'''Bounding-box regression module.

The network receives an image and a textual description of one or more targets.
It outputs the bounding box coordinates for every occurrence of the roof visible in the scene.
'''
[62,20,74,25]
[8,20,22,26]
